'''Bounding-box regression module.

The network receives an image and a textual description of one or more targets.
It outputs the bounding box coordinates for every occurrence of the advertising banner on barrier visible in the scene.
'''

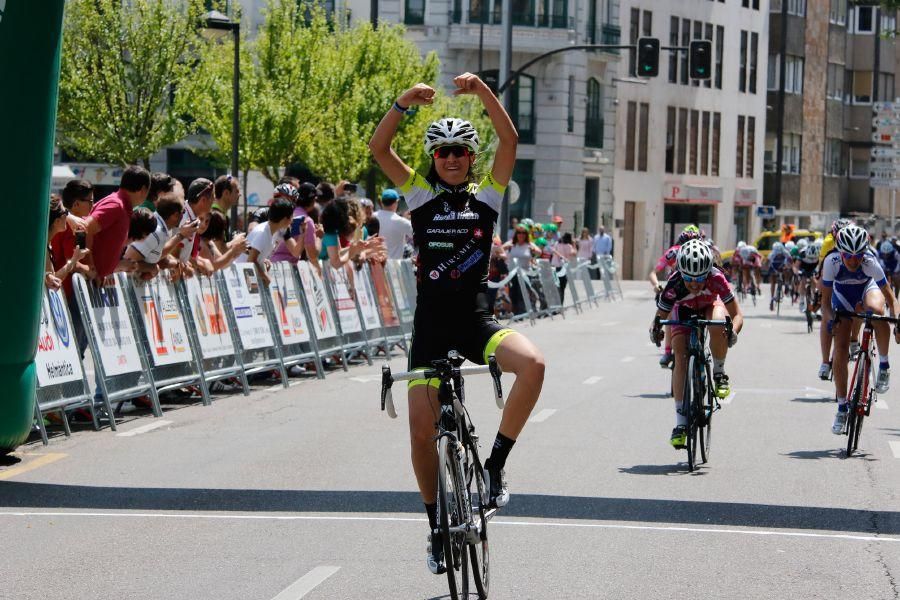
[76,275,143,376]
[224,264,275,350]
[386,261,413,323]
[369,263,400,327]
[329,266,362,334]
[270,263,312,345]
[35,287,84,387]
[132,275,192,366]
[296,262,338,340]
[184,274,234,359]
[353,267,381,331]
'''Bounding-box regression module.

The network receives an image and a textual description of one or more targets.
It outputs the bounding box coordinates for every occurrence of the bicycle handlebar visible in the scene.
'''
[834,310,900,326]
[653,315,733,348]
[380,354,504,419]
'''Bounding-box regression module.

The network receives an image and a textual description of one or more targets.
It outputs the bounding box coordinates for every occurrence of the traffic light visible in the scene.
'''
[636,37,660,77]
[689,40,712,80]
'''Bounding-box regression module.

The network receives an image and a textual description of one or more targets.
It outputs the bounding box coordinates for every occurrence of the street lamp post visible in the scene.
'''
[203,10,241,232]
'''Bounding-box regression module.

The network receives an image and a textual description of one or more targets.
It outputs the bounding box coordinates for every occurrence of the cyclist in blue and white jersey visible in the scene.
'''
[878,240,900,294]
[766,241,793,311]
[794,241,820,312]
[822,224,900,434]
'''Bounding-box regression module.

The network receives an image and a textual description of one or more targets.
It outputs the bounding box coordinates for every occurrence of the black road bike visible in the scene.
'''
[381,352,504,599]
[654,316,732,471]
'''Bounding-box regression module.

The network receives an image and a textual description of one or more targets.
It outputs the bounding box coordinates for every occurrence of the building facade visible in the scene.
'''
[336,0,622,234]
[613,0,768,279]
[765,0,900,231]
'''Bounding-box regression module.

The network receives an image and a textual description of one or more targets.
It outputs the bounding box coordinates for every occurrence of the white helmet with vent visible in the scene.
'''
[677,239,714,277]
[836,224,869,255]
[424,118,480,155]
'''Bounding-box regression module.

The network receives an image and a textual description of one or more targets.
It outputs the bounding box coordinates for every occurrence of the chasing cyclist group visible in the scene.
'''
[649,219,900,447]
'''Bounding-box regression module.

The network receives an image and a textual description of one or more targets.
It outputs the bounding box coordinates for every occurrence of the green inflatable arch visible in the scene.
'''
[0,1,67,452]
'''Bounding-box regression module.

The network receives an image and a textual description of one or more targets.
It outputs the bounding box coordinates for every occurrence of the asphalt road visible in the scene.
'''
[2,281,900,600]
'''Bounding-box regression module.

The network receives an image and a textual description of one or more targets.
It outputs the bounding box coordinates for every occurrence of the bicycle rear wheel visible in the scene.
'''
[698,362,713,464]
[438,436,469,599]
[468,458,490,599]
[684,355,697,472]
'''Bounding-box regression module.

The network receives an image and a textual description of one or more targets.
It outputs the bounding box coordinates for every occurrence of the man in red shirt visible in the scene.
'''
[84,166,151,279]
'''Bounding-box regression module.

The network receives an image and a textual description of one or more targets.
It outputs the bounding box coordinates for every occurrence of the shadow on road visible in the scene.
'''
[617,464,704,476]
[624,393,671,399]
[1,482,898,535]
[783,448,876,461]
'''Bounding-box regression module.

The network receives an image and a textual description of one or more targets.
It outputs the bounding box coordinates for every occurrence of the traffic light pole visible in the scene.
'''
[496,44,694,96]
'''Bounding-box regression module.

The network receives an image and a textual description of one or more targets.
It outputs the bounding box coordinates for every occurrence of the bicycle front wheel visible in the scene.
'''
[468,460,490,599]
[684,355,697,472]
[438,436,469,599]
[698,362,713,464]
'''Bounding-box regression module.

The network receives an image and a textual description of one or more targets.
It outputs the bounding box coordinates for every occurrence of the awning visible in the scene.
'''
[735,187,758,206]
[662,182,722,204]
[51,164,77,189]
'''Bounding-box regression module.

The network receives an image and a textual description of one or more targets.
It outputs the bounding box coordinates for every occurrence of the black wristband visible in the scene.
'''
[393,101,410,115]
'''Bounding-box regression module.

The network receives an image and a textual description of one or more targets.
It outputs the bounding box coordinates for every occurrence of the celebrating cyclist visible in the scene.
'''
[651,239,744,449]
[822,224,900,434]
[368,73,545,575]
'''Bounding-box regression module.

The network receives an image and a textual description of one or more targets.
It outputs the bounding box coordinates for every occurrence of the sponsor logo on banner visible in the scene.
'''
[48,291,70,347]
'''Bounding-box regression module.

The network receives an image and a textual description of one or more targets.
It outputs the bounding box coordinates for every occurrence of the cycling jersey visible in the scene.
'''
[401,170,504,299]
[769,249,792,269]
[741,252,762,268]
[655,244,679,274]
[822,252,888,312]
[818,234,835,265]
[879,250,900,274]
[657,267,735,313]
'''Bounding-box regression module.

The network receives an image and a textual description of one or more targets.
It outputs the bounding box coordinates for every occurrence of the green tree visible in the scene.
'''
[57,0,208,167]
[185,0,494,186]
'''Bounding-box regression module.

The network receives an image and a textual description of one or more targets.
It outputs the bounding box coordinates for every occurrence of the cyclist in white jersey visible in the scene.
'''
[822,224,900,434]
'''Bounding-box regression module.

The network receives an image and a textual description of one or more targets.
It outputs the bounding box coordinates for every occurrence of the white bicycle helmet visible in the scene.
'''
[880,240,895,255]
[803,243,820,261]
[771,241,785,254]
[737,241,746,249]
[274,183,299,201]
[796,238,810,250]
[424,118,480,155]
[836,224,870,255]
[677,239,714,277]
[785,240,796,251]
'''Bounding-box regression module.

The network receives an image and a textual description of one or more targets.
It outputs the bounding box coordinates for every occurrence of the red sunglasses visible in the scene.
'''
[434,146,472,159]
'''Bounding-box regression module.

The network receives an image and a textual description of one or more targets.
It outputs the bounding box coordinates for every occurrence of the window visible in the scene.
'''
[768,55,777,90]
[853,6,875,34]
[746,116,755,178]
[625,101,636,171]
[665,107,676,173]
[878,73,896,102]
[826,63,845,100]
[850,146,869,178]
[701,111,711,176]
[771,0,805,16]
[712,112,721,176]
[511,74,535,143]
[567,75,575,133]
[404,0,425,24]
[692,20,702,88]
[882,11,897,33]
[668,17,679,84]
[736,116,745,177]
[689,110,699,173]
[677,108,688,174]
[854,70,873,103]
[770,55,804,94]
[629,8,639,76]
[742,0,760,8]
[642,10,652,36]
[638,103,649,172]
[764,133,776,172]
[749,33,758,94]
[785,133,802,174]
[715,25,724,90]
[704,23,713,89]
[585,78,604,148]
[681,18,691,85]
[470,0,489,22]
[824,138,847,176]
[830,0,846,25]
[739,31,748,93]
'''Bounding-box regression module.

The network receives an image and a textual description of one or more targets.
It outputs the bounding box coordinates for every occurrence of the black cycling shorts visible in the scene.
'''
[799,262,817,277]
[408,292,515,388]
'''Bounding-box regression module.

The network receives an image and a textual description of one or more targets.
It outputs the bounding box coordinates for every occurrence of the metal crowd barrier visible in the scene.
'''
[32,255,607,445]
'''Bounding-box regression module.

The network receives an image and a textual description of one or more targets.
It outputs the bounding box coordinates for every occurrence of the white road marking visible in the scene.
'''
[2,511,898,545]
[528,409,557,423]
[804,386,832,395]
[271,566,340,600]
[875,400,889,410]
[349,376,380,383]
[582,376,604,385]
[890,441,900,458]
[621,356,635,363]
[115,420,172,437]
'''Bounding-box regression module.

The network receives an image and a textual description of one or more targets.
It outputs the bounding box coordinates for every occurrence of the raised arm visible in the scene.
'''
[369,84,436,187]
[453,72,518,186]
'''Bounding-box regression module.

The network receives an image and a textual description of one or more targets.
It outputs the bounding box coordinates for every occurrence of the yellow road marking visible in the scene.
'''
[0,453,67,481]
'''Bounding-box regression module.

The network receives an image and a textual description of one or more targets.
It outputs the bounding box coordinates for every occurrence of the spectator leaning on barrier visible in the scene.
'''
[270,182,322,272]
[46,195,90,291]
[374,188,413,260]
[211,174,241,243]
[238,199,295,286]
[84,165,151,280]
[124,188,202,276]
[178,178,218,276]
[319,196,379,269]
[138,172,175,213]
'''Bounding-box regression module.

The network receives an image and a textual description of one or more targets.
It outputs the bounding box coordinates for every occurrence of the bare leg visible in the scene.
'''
[494,332,545,440]
[408,384,441,503]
